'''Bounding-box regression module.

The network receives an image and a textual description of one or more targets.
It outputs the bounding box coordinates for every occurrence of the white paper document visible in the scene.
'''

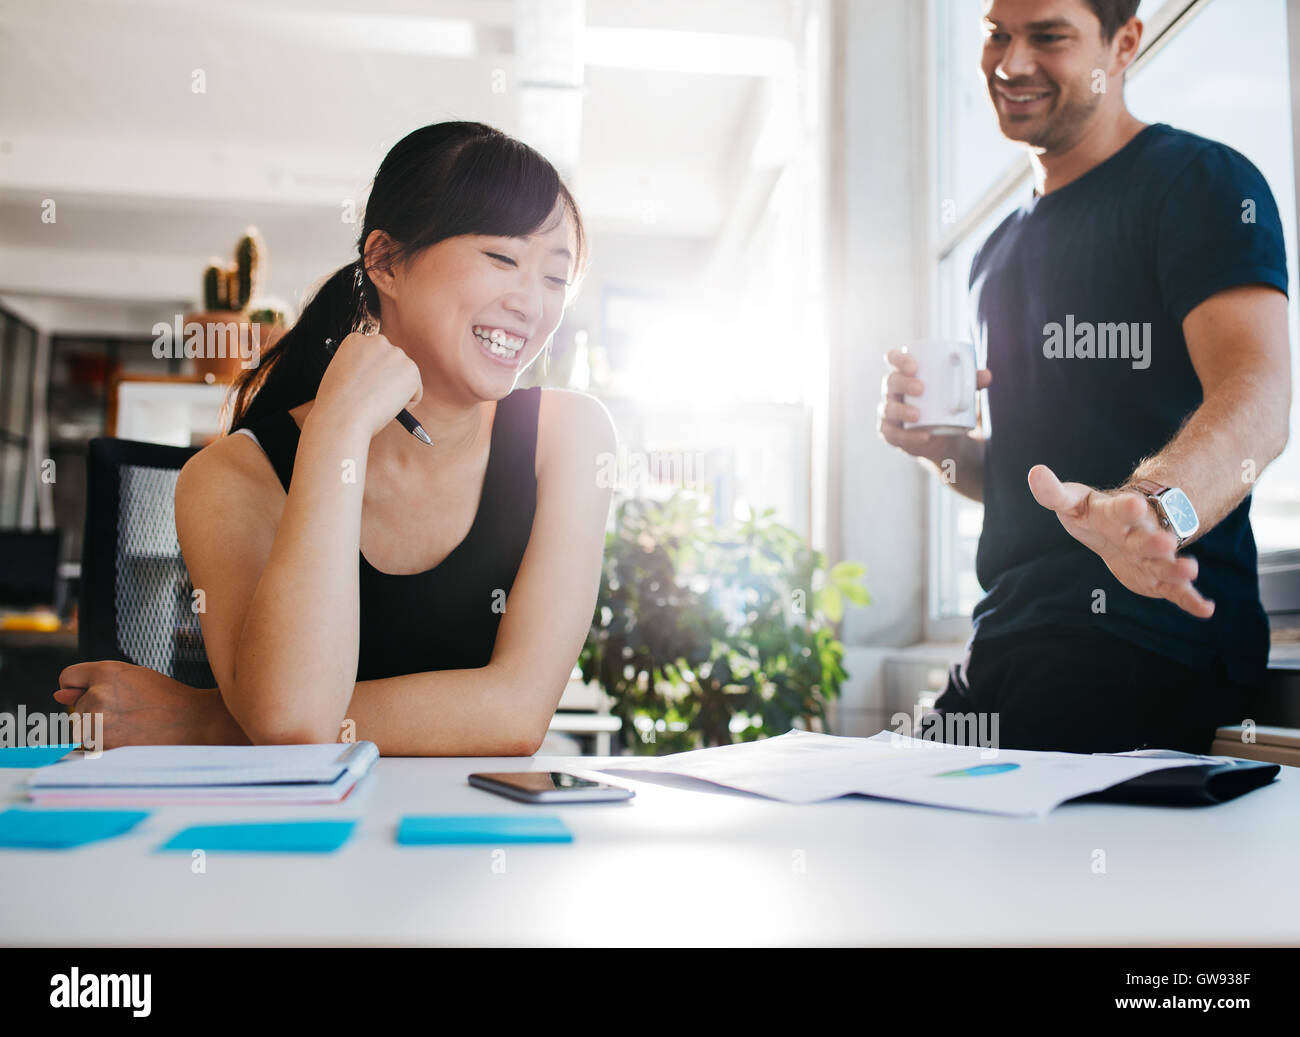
[597,729,1225,816]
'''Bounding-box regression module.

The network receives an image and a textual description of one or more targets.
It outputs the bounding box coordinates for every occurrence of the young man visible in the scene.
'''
[877,0,1291,753]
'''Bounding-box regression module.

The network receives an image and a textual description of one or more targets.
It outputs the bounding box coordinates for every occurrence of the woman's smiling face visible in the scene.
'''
[368,203,577,401]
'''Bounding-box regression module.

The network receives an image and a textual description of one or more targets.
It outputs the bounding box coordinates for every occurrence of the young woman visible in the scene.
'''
[54,122,614,755]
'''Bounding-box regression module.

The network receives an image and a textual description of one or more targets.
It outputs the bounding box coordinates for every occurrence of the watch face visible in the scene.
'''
[1159,488,1199,538]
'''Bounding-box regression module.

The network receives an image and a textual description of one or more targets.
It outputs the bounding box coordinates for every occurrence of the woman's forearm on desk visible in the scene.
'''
[230,412,370,743]
[338,665,542,756]
[205,664,536,755]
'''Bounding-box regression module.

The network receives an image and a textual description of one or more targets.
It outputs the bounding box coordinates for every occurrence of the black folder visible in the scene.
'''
[1071,755,1281,807]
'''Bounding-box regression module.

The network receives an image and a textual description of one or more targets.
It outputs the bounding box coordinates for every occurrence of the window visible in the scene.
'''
[0,308,38,528]
[557,10,830,540]
[930,0,1300,630]
[932,193,1020,619]
[1126,0,1300,551]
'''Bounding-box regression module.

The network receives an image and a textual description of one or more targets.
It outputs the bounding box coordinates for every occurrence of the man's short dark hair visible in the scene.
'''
[1084,0,1142,42]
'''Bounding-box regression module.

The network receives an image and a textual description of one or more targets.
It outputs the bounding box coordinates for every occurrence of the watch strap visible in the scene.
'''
[1130,478,1169,498]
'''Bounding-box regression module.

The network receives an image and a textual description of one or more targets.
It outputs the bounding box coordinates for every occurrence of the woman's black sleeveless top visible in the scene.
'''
[236,387,540,681]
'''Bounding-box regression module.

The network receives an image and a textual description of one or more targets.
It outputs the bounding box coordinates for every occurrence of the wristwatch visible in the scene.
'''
[1130,478,1199,549]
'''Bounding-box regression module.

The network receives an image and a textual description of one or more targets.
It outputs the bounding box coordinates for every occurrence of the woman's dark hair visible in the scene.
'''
[227,121,587,430]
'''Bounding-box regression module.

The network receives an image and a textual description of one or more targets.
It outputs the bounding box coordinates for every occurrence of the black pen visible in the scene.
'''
[323,338,433,446]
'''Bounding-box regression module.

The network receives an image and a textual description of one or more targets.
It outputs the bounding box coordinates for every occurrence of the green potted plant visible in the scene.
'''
[579,491,870,754]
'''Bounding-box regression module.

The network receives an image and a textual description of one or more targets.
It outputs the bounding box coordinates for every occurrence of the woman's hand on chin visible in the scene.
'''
[53,660,247,749]
[312,330,424,441]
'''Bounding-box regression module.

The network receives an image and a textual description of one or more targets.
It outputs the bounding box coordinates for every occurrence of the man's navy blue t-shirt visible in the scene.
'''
[968,123,1289,685]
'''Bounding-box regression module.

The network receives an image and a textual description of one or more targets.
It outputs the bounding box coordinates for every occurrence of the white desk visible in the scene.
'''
[1,755,1297,946]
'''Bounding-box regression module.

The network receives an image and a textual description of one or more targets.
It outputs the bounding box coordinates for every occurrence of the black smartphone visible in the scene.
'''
[468,771,635,803]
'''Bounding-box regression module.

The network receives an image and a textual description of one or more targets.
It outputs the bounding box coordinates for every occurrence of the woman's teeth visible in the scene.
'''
[472,325,524,358]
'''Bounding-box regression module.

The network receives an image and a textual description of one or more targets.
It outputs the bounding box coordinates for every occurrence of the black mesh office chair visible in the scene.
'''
[80,438,215,688]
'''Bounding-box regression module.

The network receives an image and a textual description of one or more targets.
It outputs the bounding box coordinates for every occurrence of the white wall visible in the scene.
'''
[827,0,933,736]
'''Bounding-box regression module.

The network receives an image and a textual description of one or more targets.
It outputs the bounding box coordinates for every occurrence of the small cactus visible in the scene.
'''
[234,227,265,310]
[203,260,228,311]
[247,305,286,326]
[200,227,267,314]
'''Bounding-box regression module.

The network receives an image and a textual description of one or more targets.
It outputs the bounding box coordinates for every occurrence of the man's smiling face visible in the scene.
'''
[980,0,1116,153]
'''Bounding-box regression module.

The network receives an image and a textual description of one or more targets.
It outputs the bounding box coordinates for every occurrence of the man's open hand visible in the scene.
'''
[1027,464,1214,619]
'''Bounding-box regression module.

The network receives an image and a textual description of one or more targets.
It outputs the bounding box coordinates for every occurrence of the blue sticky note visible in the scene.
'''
[159,820,357,853]
[397,814,573,845]
[0,807,149,849]
[0,745,79,768]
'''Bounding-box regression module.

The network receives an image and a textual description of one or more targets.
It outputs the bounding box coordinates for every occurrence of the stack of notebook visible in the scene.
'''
[24,742,379,805]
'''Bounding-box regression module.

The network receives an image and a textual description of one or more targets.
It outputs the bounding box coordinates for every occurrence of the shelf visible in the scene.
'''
[0,627,78,650]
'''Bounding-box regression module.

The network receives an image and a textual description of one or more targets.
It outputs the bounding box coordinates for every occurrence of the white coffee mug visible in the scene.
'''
[902,339,977,435]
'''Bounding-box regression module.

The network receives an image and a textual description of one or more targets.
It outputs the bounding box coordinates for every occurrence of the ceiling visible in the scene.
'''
[0,0,809,319]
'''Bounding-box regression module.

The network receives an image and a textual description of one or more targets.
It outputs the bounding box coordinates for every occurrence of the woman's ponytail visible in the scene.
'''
[227,260,372,431]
